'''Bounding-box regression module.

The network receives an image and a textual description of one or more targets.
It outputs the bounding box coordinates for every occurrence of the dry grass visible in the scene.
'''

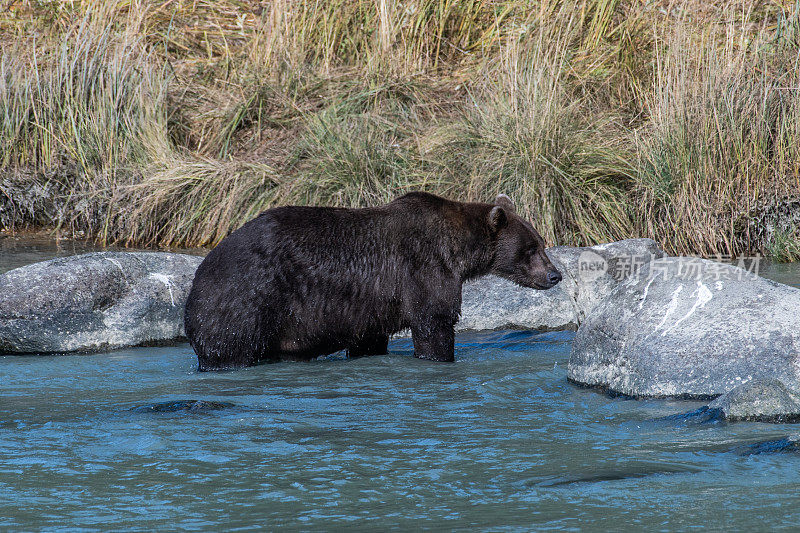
[116,158,280,247]
[1,0,800,256]
[633,9,800,256]
[427,14,635,247]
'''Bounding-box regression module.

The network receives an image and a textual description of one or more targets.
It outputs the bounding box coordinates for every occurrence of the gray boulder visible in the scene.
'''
[549,239,666,322]
[568,256,800,397]
[458,275,578,331]
[709,378,800,422]
[0,252,203,354]
[458,239,664,331]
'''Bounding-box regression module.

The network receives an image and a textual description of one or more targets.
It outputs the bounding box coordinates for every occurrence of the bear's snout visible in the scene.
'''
[546,270,562,287]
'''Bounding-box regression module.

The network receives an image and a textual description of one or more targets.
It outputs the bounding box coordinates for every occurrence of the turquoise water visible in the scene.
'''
[2,238,800,530]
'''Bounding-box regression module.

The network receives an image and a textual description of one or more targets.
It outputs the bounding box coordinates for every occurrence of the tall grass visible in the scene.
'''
[117,158,279,247]
[634,15,800,256]
[1,0,800,257]
[287,78,452,205]
[255,0,517,73]
[429,16,634,247]
[252,0,643,78]
[0,5,171,235]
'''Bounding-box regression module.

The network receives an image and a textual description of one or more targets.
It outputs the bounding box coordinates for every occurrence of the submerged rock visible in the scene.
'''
[739,435,800,455]
[708,378,800,422]
[537,463,699,487]
[660,379,800,425]
[459,238,664,331]
[0,252,202,354]
[132,399,235,413]
[653,406,725,426]
[568,257,800,398]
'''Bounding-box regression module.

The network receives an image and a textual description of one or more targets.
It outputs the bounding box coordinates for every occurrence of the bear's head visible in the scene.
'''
[488,194,562,290]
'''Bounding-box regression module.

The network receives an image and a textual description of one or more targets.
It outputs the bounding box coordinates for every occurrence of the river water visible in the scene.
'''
[2,236,800,530]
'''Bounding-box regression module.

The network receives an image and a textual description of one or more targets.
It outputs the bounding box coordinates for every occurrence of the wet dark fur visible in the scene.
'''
[185,192,561,370]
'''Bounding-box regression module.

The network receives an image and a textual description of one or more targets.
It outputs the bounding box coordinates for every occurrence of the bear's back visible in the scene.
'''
[233,197,452,267]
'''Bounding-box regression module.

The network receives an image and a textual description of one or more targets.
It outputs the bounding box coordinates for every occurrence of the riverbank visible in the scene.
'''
[2,1,800,256]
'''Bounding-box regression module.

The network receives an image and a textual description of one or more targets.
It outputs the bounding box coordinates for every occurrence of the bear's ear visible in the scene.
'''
[489,206,508,231]
[495,194,515,212]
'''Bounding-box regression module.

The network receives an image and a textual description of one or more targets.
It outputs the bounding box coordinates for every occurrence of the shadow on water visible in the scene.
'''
[536,463,703,488]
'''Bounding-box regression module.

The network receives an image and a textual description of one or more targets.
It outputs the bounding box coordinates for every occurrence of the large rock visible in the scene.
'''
[549,239,665,322]
[458,275,579,331]
[0,252,202,354]
[458,239,664,331]
[568,256,800,397]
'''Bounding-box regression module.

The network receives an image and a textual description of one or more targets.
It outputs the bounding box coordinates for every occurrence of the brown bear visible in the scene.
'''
[184,192,561,370]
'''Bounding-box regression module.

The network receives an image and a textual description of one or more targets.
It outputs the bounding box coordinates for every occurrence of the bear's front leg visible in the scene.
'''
[411,313,456,362]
